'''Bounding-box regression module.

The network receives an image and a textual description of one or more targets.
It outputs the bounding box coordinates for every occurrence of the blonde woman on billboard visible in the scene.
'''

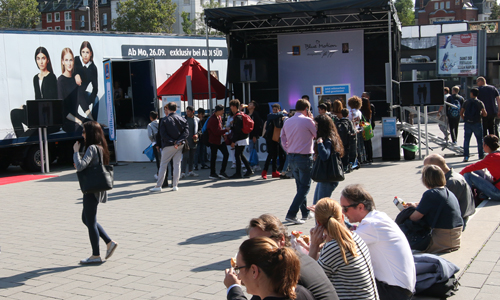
[58,47,83,133]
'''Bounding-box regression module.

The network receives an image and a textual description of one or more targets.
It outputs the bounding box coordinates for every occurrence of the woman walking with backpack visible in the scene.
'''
[73,121,117,264]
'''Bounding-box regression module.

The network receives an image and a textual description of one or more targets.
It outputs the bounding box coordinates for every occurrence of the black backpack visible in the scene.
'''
[463,99,482,123]
[335,118,353,150]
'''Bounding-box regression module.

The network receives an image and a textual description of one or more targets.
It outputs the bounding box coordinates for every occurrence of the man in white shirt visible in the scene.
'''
[340,184,416,300]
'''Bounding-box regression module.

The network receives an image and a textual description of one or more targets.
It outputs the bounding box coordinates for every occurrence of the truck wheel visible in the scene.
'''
[23,146,43,172]
[0,157,10,171]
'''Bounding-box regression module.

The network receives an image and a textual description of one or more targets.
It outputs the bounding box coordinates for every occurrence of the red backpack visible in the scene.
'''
[236,112,254,134]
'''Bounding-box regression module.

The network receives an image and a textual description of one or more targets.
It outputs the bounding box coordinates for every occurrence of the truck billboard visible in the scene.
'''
[0,30,227,170]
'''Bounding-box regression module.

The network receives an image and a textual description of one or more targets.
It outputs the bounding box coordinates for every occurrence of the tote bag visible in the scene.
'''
[77,147,114,194]
[143,143,155,162]
[360,116,374,141]
[311,152,344,183]
[249,148,259,166]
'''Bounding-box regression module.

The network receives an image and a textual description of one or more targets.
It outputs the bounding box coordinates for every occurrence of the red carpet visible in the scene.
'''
[0,175,58,185]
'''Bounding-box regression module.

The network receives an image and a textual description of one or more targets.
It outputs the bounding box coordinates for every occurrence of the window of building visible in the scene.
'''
[55,26,61,30]
[55,12,60,22]
[435,2,439,9]
[440,2,444,9]
[47,27,52,30]
[103,13,108,25]
[81,15,85,27]
[47,13,52,23]
[64,11,71,21]
[65,25,72,30]
[446,1,450,9]
[102,0,107,4]
[83,0,88,5]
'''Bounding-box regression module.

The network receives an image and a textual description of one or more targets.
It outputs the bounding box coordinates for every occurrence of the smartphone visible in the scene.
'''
[393,197,404,211]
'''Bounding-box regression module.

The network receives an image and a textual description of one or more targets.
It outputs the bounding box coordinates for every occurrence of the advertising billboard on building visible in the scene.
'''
[436,30,486,77]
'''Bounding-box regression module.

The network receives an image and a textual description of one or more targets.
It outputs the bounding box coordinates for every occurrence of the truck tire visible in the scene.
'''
[0,157,10,171]
[23,146,43,172]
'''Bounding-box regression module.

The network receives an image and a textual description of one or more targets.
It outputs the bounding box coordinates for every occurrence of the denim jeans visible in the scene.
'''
[286,154,313,219]
[313,181,339,204]
[463,122,484,157]
[464,170,500,201]
[195,142,208,168]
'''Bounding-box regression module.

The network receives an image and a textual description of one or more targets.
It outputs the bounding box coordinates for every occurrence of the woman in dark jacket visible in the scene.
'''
[74,41,98,121]
[229,99,253,178]
[313,114,344,204]
[73,121,117,264]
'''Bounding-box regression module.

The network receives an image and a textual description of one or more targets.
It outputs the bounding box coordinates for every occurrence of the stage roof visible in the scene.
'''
[205,0,400,41]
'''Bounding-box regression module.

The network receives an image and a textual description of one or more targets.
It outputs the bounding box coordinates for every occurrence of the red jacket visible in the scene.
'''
[207,113,226,145]
[460,152,500,189]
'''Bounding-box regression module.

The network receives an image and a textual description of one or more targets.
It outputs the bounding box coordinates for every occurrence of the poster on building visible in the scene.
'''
[436,31,479,77]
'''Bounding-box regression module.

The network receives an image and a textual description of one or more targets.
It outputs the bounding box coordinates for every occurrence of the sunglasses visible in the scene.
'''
[234,265,248,275]
[341,203,359,213]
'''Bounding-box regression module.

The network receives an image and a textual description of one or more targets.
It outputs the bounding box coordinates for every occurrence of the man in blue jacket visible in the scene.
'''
[150,102,189,192]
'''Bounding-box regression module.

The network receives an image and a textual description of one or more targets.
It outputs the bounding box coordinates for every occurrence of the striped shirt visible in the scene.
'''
[317,232,379,300]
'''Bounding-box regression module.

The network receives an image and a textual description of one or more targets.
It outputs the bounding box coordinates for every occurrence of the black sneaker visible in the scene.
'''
[194,166,199,171]
[209,173,219,179]
[244,170,254,178]
[229,173,243,179]
[219,172,229,179]
[201,165,210,169]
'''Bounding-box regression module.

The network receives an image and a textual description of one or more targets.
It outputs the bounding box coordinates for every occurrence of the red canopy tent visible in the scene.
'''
[156,58,228,101]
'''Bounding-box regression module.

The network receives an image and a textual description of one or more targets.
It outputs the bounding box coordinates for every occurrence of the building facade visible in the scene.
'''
[414,0,496,25]
[38,0,111,31]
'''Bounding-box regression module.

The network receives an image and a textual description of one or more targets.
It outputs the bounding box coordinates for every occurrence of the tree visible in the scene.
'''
[113,0,177,33]
[195,0,224,36]
[0,0,40,29]
[490,2,500,20]
[181,11,193,34]
[394,0,415,26]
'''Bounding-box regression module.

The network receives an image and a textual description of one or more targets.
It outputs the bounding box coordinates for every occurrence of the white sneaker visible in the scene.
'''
[188,171,199,177]
[180,173,186,179]
[150,187,162,192]
[172,186,178,191]
[154,174,158,180]
[254,165,261,171]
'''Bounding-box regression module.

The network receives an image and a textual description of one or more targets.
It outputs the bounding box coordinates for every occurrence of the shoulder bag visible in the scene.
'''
[360,116,374,141]
[77,146,114,194]
[311,150,344,183]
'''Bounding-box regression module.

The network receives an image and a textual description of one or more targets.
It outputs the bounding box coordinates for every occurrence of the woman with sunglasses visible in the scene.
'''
[73,121,117,264]
[233,237,314,300]
[309,198,378,300]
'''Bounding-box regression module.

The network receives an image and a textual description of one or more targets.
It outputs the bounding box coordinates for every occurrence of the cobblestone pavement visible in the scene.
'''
[0,127,499,299]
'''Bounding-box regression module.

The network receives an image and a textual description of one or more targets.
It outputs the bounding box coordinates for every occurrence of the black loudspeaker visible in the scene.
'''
[382,137,401,161]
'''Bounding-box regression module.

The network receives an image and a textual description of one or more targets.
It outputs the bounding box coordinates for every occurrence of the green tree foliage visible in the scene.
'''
[490,2,500,20]
[0,0,40,28]
[113,0,177,33]
[195,0,224,36]
[181,11,193,34]
[394,0,415,26]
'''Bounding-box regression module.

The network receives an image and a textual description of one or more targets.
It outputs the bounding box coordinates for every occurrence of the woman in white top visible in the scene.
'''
[348,96,367,165]
[309,198,379,300]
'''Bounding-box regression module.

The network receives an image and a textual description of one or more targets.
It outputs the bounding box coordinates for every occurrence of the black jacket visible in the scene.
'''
[156,113,189,148]
[33,73,58,100]
[230,113,249,143]
[249,112,263,140]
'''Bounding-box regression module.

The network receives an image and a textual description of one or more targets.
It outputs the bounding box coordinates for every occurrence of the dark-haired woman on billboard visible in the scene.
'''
[58,47,83,133]
[10,47,58,137]
[74,41,99,121]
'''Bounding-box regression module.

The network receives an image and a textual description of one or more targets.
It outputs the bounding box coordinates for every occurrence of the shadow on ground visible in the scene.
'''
[178,228,247,245]
[0,266,80,289]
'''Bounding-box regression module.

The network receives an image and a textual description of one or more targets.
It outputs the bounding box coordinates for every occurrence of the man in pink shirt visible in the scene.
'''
[281,99,317,224]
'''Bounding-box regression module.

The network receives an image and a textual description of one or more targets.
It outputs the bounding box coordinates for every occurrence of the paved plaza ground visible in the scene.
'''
[1,124,500,299]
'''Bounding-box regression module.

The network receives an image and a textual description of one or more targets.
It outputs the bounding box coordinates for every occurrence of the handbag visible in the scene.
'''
[77,146,114,194]
[182,142,190,154]
[272,127,281,142]
[143,143,155,162]
[311,150,344,183]
[360,116,374,141]
[249,148,259,166]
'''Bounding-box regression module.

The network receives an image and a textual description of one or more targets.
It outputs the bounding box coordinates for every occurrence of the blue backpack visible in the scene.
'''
[447,96,461,118]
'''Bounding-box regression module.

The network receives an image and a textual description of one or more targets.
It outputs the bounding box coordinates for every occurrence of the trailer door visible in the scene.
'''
[130,58,157,128]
